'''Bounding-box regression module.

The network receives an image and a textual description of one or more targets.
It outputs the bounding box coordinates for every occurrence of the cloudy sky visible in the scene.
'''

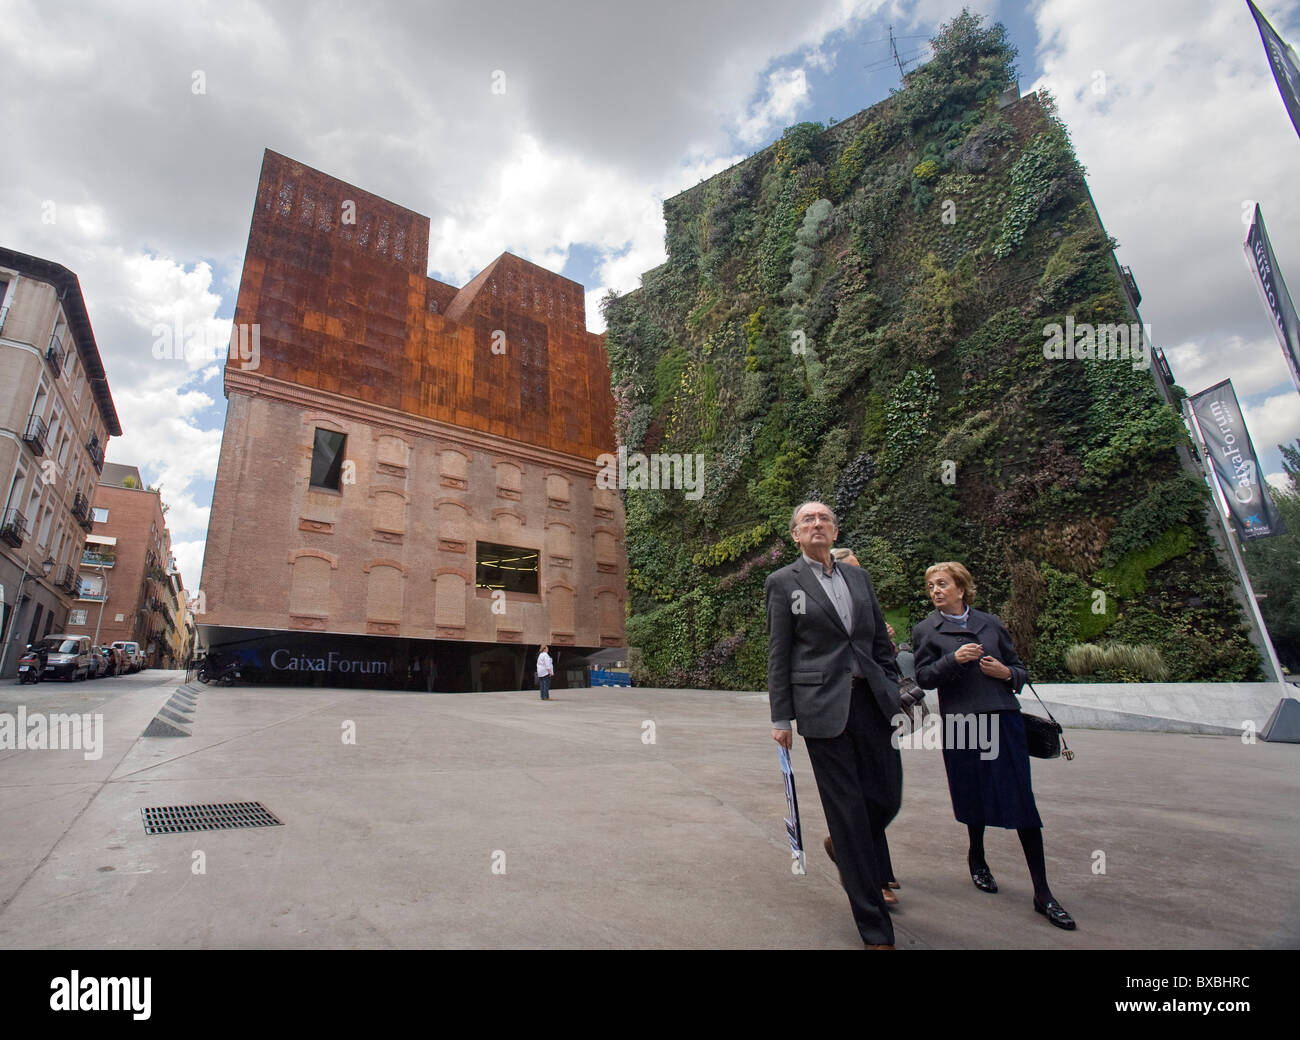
[4,0,1300,593]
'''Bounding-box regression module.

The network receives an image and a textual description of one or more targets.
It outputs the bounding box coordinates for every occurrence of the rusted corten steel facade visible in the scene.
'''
[200,150,625,690]
[228,150,613,458]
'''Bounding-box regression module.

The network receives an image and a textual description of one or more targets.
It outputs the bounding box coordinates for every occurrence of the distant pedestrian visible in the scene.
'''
[536,645,553,701]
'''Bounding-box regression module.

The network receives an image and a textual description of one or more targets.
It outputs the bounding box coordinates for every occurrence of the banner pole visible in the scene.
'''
[1182,399,1286,683]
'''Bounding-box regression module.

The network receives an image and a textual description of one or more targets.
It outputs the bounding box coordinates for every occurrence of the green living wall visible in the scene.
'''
[603,11,1263,689]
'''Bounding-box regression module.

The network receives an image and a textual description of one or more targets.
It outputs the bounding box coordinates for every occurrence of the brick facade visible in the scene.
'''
[64,468,181,666]
[199,151,625,688]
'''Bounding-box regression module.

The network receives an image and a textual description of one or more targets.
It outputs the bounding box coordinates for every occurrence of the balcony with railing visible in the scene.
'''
[1120,265,1142,308]
[55,564,78,594]
[85,433,105,473]
[72,491,93,531]
[45,332,65,373]
[76,578,107,602]
[1,508,27,548]
[81,547,116,568]
[22,413,48,457]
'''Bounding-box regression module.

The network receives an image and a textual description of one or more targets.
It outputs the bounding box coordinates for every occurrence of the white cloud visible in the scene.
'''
[736,66,812,145]
[430,134,745,332]
[169,539,208,600]
[1242,390,1300,459]
[70,205,109,240]
[1162,335,1295,399]
[1032,0,1300,409]
[1265,471,1295,494]
[0,0,901,577]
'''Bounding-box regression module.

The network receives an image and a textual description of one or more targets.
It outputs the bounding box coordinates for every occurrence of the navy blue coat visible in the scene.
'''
[911,609,1027,715]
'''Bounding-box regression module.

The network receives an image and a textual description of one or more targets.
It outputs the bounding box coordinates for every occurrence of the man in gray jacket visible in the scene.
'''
[767,501,903,948]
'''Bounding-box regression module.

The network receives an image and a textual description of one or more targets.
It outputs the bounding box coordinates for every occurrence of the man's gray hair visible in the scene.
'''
[789,501,838,533]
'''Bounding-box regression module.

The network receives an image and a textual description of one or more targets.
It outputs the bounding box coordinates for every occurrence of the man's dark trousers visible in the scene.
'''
[803,678,902,946]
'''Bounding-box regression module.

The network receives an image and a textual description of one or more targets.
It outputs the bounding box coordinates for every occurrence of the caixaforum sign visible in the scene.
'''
[270,649,390,674]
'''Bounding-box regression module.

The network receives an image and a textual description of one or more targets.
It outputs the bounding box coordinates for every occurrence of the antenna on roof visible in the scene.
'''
[860,30,926,84]
[889,25,912,84]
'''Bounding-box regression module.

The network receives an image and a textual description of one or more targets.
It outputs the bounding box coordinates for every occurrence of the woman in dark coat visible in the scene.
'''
[911,562,1076,930]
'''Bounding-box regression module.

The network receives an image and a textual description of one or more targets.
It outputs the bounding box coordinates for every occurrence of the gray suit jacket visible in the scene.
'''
[766,557,902,739]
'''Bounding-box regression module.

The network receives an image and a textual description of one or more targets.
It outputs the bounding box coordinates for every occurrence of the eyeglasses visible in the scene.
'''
[796,513,835,527]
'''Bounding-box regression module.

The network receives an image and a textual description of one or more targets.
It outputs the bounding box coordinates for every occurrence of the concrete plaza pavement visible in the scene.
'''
[0,672,1296,949]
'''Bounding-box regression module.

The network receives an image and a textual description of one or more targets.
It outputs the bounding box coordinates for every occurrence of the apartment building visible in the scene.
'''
[65,463,183,667]
[0,248,121,678]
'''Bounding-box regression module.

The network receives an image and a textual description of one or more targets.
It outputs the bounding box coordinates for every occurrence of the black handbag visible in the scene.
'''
[1021,682,1073,760]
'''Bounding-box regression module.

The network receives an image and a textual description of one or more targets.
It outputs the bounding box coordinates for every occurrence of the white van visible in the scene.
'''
[39,635,93,681]
[112,640,144,673]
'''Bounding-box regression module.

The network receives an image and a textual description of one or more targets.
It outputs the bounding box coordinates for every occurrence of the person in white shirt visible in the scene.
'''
[536,645,554,701]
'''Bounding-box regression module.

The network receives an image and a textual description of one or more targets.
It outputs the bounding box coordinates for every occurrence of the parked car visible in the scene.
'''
[88,647,108,679]
[111,640,143,673]
[100,646,126,676]
[38,635,93,682]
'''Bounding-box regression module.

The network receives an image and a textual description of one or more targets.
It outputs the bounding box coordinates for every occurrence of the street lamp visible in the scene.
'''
[91,561,109,648]
[0,555,55,678]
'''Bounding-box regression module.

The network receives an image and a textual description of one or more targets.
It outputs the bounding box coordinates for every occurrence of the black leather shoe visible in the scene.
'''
[1034,898,1077,930]
[970,867,998,893]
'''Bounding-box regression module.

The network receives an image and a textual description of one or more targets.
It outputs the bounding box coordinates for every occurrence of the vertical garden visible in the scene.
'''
[603,11,1263,689]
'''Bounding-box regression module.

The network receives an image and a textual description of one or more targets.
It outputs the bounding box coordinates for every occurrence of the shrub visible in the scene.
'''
[912,159,940,183]
[1064,642,1169,681]
[993,125,1081,259]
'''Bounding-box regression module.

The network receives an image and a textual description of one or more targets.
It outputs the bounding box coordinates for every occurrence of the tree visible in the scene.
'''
[1243,440,1300,670]
[1281,438,1300,486]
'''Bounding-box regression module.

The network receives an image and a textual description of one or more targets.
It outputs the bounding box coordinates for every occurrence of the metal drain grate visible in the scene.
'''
[140,801,283,835]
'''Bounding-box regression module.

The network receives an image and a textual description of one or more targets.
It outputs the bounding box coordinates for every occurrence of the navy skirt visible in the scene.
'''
[941,710,1043,829]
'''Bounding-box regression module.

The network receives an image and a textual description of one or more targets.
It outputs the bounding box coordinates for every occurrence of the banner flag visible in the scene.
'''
[1249,2,1300,140]
[1189,379,1287,540]
[1243,204,1300,395]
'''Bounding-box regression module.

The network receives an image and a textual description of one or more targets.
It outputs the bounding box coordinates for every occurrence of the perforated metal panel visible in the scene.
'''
[140,802,282,835]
